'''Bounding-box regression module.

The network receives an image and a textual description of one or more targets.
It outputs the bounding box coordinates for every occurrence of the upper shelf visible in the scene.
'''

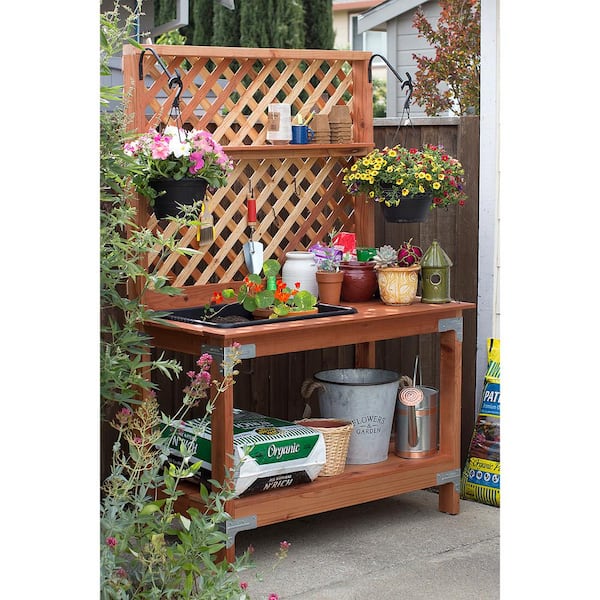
[225,143,374,159]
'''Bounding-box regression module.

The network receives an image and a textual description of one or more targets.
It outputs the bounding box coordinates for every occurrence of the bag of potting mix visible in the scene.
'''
[163,409,326,496]
[461,338,500,507]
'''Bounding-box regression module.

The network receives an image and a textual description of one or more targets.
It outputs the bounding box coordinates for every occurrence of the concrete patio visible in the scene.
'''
[235,489,499,599]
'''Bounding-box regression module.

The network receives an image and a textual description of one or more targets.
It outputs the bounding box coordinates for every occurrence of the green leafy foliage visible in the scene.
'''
[101,6,291,597]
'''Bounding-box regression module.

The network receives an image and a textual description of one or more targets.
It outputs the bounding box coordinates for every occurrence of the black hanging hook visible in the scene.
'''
[139,47,184,127]
[368,53,404,85]
[401,72,414,112]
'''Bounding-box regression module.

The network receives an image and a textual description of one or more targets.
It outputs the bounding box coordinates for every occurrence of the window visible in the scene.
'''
[351,14,386,64]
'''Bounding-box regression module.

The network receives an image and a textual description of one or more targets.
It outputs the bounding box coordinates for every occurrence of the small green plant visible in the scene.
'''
[310,228,343,272]
[373,240,423,269]
[212,259,318,318]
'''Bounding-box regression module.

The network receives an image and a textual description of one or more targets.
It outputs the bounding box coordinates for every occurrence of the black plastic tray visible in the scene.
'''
[162,302,357,329]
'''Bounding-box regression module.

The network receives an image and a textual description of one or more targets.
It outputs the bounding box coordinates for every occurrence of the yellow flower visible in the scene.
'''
[402,188,409,196]
[425,173,432,181]
[368,191,375,198]
[433,181,441,190]
[386,166,394,173]
[388,150,397,157]
[396,178,404,185]
[351,164,358,171]
[438,173,445,180]
[418,172,426,179]
[418,185,425,193]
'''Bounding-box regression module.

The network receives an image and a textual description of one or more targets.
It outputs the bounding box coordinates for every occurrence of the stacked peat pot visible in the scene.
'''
[328,105,352,143]
[311,113,331,143]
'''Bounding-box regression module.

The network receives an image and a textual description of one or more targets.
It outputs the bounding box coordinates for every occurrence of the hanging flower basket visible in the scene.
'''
[150,178,208,219]
[380,191,433,223]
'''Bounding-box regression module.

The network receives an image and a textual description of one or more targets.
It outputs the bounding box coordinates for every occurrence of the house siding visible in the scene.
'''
[390,1,443,118]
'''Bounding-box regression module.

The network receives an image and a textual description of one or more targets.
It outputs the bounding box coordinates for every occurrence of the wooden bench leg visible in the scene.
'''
[438,481,460,514]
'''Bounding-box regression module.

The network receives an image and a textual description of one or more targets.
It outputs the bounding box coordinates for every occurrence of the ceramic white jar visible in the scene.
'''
[282,251,318,297]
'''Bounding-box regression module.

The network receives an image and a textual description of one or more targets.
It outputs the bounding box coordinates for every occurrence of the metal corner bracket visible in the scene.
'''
[201,344,257,374]
[438,317,463,342]
[220,515,258,548]
[436,468,461,493]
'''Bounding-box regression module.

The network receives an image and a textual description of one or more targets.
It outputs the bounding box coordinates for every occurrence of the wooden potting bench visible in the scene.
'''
[123,45,475,560]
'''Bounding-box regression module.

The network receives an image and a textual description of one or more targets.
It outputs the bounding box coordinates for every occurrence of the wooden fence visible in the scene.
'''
[101,116,480,480]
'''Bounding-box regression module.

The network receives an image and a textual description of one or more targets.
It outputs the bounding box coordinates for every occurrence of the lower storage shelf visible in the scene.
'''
[174,451,460,530]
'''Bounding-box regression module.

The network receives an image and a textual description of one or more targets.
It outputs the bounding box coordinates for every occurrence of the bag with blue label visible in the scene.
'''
[461,338,500,507]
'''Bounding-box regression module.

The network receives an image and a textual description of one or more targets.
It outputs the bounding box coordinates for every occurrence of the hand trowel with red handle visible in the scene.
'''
[242,190,264,274]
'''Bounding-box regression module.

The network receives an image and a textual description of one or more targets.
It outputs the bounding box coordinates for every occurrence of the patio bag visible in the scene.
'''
[461,339,500,507]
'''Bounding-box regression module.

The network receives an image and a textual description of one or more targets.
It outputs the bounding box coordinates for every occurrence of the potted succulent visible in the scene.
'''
[310,233,345,305]
[373,240,424,305]
[123,125,234,218]
[212,259,318,319]
[342,144,467,223]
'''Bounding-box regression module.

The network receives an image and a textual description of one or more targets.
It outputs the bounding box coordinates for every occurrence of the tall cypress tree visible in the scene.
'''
[271,0,305,48]
[154,0,334,50]
[181,0,214,46]
[239,0,272,47]
[304,0,334,49]
[212,0,241,46]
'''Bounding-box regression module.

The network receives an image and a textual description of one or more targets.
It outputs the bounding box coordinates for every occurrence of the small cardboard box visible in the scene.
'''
[164,409,326,495]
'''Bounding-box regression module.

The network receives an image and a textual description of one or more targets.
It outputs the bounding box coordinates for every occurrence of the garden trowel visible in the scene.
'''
[242,193,263,274]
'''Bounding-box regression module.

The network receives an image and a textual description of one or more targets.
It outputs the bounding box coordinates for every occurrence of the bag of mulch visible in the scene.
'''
[461,338,500,507]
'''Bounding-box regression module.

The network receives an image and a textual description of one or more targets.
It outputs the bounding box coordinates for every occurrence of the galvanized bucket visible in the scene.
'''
[395,386,439,458]
[314,368,400,464]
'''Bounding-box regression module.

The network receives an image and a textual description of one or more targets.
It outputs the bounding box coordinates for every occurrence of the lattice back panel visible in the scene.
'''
[122,46,374,295]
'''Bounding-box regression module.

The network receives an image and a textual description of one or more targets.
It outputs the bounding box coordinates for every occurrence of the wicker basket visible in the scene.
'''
[296,418,353,476]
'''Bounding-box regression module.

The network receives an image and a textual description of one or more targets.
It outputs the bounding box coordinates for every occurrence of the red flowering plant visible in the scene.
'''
[211,259,317,318]
[342,144,467,209]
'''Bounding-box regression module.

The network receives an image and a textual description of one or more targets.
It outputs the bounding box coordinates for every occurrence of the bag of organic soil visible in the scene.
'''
[461,338,500,507]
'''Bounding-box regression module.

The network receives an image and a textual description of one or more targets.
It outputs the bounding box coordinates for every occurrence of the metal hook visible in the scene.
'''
[139,47,184,133]
[368,53,404,84]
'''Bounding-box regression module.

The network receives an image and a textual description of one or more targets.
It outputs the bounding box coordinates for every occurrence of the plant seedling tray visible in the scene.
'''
[163,302,357,329]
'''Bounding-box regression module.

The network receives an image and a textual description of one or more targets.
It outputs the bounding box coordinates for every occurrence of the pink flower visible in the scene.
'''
[189,151,205,174]
[268,594,279,600]
[106,536,117,548]
[240,582,248,590]
[280,540,291,550]
[150,134,170,160]
[197,353,213,368]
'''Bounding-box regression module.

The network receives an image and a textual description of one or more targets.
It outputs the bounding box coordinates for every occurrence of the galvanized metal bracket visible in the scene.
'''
[201,344,256,375]
[438,317,463,343]
[436,468,461,493]
[220,515,258,548]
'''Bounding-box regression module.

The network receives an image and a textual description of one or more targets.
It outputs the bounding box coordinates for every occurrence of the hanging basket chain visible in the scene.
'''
[139,47,185,138]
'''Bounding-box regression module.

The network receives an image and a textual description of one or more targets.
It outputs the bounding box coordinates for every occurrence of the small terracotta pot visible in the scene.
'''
[340,261,378,302]
[316,270,345,305]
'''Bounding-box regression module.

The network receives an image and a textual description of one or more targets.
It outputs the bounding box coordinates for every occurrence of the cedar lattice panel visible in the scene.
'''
[146,155,356,286]
[123,46,373,291]
[136,52,355,145]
